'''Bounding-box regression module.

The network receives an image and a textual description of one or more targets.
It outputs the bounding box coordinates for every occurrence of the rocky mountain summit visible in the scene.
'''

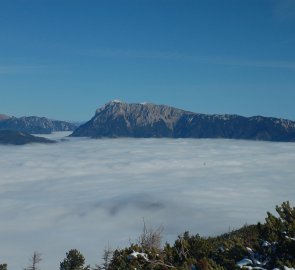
[0,115,77,134]
[71,100,295,142]
[0,130,55,145]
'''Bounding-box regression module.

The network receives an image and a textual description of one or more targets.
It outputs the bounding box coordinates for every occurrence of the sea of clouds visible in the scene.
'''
[0,132,295,270]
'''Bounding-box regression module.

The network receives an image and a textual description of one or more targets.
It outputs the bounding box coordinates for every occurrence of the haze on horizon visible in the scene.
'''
[0,0,295,121]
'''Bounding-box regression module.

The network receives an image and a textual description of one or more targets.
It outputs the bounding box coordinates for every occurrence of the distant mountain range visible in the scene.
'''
[71,100,295,142]
[0,115,77,134]
[0,130,55,145]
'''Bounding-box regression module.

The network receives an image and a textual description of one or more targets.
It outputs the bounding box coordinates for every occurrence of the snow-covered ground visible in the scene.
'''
[1,133,295,270]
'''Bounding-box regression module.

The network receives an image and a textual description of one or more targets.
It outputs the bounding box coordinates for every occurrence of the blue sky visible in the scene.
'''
[0,0,295,121]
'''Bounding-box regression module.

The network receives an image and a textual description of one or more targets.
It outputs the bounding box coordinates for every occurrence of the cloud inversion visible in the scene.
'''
[0,133,295,269]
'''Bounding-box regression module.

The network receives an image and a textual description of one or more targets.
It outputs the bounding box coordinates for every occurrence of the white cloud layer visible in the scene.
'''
[0,133,295,269]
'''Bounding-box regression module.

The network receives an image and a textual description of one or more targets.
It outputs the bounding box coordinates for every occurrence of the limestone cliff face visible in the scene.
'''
[71,101,186,138]
[71,101,295,142]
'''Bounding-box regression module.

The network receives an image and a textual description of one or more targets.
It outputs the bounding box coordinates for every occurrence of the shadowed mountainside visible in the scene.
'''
[0,130,55,145]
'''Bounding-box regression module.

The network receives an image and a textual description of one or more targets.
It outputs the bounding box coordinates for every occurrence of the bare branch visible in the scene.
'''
[138,219,164,251]
[24,252,42,270]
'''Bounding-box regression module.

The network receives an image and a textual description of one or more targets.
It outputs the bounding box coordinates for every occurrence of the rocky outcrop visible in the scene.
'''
[0,130,55,145]
[0,116,77,134]
[70,100,295,142]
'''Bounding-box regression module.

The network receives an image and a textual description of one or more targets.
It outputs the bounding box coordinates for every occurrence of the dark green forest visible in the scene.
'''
[1,202,294,270]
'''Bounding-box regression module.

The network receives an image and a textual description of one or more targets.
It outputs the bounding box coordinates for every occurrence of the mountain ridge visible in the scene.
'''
[0,130,55,145]
[71,101,295,142]
[0,115,77,134]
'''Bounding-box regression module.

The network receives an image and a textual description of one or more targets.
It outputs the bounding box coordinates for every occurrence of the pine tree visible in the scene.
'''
[0,264,7,270]
[259,201,295,268]
[60,249,90,270]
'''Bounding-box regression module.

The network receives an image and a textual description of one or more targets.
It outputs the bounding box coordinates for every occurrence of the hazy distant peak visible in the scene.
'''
[0,114,11,121]
[0,115,77,134]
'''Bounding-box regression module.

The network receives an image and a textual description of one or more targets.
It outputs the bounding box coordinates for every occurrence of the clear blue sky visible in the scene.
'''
[1,0,295,121]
